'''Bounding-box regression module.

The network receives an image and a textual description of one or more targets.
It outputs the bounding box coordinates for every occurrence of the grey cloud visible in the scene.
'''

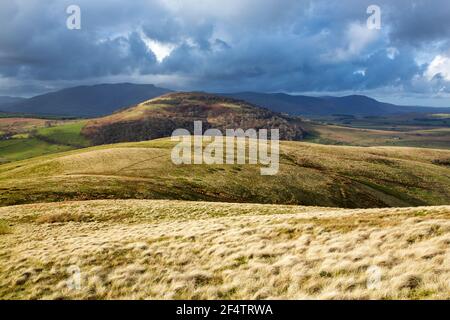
[0,0,450,98]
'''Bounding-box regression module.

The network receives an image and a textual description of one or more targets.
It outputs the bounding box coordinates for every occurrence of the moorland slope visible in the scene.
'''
[0,138,449,208]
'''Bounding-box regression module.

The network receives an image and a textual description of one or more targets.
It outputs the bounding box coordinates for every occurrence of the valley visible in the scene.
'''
[1,90,449,164]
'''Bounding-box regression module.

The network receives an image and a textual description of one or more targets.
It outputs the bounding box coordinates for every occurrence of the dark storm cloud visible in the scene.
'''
[386,0,450,47]
[0,0,450,98]
[0,0,159,80]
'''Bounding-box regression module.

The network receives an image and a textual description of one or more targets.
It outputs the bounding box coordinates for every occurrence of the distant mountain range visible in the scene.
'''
[1,83,449,117]
[224,92,450,116]
[0,83,171,117]
[0,96,26,110]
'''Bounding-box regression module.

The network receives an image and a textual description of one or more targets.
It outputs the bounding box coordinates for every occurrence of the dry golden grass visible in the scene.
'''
[0,200,448,300]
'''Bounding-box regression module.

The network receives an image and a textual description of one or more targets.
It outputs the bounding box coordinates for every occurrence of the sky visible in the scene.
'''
[1,0,450,107]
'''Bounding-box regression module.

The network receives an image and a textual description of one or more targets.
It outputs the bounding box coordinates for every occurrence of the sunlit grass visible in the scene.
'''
[0,200,448,299]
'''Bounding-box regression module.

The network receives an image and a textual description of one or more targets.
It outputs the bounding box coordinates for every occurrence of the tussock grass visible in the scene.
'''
[0,200,448,300]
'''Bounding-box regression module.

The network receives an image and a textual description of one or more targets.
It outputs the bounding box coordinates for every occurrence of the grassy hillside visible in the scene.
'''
[0,138,449,208]
[0,138,73,163]
[0,200,448,299]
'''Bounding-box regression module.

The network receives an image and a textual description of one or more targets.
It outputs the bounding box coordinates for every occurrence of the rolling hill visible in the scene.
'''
[1,138,450,208]
[1,83,171,117]
[225,92,450,116]
[82,92,307,145]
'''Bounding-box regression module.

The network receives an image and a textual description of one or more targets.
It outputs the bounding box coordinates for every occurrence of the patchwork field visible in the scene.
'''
[0,200,448,299]
[0,120,90,163]
[306,123,450,149]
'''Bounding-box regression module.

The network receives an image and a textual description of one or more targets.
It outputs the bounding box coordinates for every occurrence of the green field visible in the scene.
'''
[35,121,90,147]
[0,120,90,163]
[0,138,73,163]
